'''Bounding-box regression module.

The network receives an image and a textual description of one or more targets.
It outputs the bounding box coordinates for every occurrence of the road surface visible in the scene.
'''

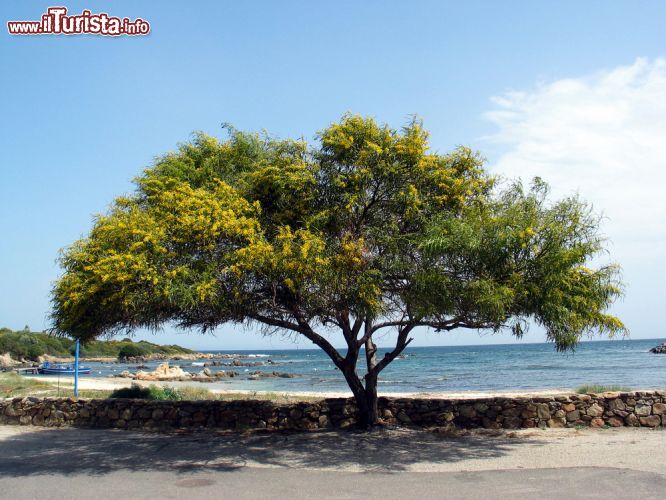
[0,426,664,499]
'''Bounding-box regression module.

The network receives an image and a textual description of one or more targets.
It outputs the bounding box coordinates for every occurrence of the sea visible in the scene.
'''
[70,338,666,394]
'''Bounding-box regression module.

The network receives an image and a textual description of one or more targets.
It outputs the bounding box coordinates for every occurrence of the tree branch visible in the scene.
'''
[371,323,415,375]
[248,314,303,334]
[369,319,409,333]
[337,311,354,343]
[363,318,378,373]
[351,315,363,338]
[291,309,347,367]
[369,317,492,335]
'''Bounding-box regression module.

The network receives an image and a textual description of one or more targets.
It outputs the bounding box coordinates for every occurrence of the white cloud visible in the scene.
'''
[485,58,666,261]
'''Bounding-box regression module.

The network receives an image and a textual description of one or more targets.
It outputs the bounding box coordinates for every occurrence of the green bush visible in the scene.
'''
[109,384,213,401]
[147,386,182,400]
[110,384,153,399]
[117,344,148,360]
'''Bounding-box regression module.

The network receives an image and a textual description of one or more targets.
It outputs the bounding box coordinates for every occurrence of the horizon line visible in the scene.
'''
[194,336,665,352]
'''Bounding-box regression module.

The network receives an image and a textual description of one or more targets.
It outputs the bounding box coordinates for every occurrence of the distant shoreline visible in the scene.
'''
[37,352,224,363]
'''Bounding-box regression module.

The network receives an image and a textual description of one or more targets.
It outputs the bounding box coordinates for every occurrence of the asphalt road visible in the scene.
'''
[1,426,664,499]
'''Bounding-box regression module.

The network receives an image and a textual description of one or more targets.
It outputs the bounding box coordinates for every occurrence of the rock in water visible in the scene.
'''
[134,363,190,380]
[247,371,300,380]
[649,342,666,354]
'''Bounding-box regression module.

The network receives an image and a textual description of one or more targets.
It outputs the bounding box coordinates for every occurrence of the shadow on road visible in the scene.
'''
[0,426,549,477]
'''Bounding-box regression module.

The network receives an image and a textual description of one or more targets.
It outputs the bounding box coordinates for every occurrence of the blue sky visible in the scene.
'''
[2,1,665,349]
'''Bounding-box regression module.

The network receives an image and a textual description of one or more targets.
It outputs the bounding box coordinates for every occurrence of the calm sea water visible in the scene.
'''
[71,338,666,393]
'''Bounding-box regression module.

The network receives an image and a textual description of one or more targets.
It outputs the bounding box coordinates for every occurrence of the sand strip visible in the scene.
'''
[34,375,579,399]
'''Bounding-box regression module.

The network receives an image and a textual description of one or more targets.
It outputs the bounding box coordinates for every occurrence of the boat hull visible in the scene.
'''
[38,367,91,375]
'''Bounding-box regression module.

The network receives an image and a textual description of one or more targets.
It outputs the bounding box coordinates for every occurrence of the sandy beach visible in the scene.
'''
[37,374,579,400]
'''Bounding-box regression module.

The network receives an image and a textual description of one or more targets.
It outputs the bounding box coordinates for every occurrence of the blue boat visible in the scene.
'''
[38,362,91,375]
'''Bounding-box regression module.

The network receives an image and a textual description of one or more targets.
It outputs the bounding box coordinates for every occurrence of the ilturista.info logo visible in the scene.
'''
[7,6,150,36]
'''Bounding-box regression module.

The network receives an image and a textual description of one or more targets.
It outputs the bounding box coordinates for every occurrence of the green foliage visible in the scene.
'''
[418,179,626,350]
[116,343,148,359]
[576,384,631,394]
[109,383,211,400]
[0,327,72,360]
[0,327,193,361]
[51,115,499,338]
[109,384,152,399]
[51,115,624,349]
[145,385,182,400]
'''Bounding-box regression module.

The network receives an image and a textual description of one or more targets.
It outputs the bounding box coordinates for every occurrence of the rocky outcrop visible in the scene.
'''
[232,359,264,367]
[118,356,147,363]
[203,361,225,367]
[134,363,189,381]
[248,371,300,380]
[0,353,21,368]
[191,368,240,382]
[2,390,665,433]
[203,359,280,368]
[114,364,239,381]
[649,343,666,354]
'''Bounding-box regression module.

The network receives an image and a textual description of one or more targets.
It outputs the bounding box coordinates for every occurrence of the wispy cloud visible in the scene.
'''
[485,58,666,260]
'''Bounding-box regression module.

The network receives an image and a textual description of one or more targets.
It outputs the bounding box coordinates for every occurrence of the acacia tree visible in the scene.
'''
[51,115,625,427]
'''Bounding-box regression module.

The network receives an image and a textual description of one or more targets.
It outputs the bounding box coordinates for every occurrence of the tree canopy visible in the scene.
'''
[51,114,626,426]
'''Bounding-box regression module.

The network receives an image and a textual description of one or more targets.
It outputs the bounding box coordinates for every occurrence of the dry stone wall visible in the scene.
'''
[1,391,665,432]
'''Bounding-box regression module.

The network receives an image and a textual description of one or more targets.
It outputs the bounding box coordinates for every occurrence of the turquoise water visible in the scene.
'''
[73,338,666,393]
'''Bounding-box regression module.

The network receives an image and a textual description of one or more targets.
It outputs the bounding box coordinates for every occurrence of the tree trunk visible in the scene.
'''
[361,374,379,428]
[340,364,380,429]
[350,386,380,429]
[358,321,380,428]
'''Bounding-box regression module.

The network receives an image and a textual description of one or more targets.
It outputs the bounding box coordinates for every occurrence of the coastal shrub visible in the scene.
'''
[109,384,152,399]
[145,386,213,400]
[146,385,182,400]
[109,384,213,401]
[576,384,631,394]
[117,344,148,360]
